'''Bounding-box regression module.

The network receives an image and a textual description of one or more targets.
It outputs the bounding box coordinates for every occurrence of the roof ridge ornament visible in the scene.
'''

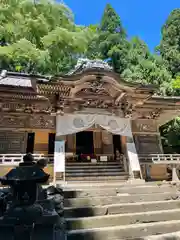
[67,58,113,75]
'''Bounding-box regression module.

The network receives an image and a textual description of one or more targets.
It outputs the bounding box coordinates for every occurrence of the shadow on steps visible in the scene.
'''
[65,190,98,240]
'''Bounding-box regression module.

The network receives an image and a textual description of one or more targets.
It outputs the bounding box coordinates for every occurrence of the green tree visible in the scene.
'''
[97,4,129,73]
[160,117,180,153]
[122,37,173,95]
[0,0,95,74]
[84,25,102,59]
[159,9,180,77]
[158,9,180,152]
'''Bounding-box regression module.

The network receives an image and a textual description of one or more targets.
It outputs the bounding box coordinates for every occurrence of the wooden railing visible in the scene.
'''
[0,154,54,165]
[138,154,180,165]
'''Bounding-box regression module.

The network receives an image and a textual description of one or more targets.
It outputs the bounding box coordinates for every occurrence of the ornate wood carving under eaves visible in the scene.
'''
[0,114,55,129]
[37,83,71,97]
[82,99,113,109]
[56,96,135,116]
[120,99,134,118]
[132,108,162,120]
[0,102,52,114]
[29,115,55,129]
[0,115,26,128]
[56,97,65,110]
[75,81,110,97]
[76,87,109,96]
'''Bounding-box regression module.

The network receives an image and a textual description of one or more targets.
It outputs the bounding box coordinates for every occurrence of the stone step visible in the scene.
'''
[65,168,124,173]
[65,175,128,182]
[65,172,126,177]
[67,219,180,240]
[64,200,180,218]
[66,165,123,170]
[66,208,180,230]
[63,185,177,198]
[143,231,180,239]
[64,192,179,208]
[66,162,120,166]
[62,180,128,186]
[62,181,172,190]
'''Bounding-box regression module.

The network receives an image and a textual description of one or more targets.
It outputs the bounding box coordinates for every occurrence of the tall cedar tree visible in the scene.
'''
[98,4,129,73]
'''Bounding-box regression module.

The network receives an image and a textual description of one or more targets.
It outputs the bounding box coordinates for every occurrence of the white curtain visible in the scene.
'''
[56,114,132,137]
[56,113,141,174]
[56,114,96,136]
[96,115,132,137]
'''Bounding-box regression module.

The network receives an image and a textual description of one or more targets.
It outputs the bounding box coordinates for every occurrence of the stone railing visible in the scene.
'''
[0,154,54,165]
[138,154,180,164]
[138,154,180,181]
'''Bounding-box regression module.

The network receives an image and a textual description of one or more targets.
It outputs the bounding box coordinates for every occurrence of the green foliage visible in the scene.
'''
[87,4,173,89]
[121,37,173,96]
[87,3,129,73]
[159,9,180,77]
[160,118,180,153]
[99,4,126,35]
[172,76,180,89]
[158,9,180,151]
[0,0,95,74]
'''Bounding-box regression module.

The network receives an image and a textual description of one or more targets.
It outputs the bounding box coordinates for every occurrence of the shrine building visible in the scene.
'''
[0,59,180,181]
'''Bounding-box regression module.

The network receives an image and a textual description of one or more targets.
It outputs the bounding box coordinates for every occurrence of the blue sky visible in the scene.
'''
[62,0,180,51]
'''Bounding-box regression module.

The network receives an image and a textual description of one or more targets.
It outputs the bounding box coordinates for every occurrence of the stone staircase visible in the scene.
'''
[65,162,128,181]
[63,182,180,239]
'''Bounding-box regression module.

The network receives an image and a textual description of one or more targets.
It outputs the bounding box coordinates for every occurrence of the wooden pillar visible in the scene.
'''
[93,131,102,154]
[121,136,128,171]
[101,131,113,155]
[66,134,76,153]
[121,136,126,154]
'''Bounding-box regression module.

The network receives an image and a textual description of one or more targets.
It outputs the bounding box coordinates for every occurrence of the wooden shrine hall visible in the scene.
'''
[0,59,180,181]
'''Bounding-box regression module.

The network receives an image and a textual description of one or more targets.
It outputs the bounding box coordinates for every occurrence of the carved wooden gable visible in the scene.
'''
[75,79,115,109]
[59,74,142,117]
[75,80,110,97]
